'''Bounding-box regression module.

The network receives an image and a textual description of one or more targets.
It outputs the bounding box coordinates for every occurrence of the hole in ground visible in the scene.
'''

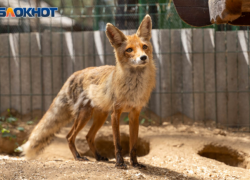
[76,133,150,159]
[198,144,249,169]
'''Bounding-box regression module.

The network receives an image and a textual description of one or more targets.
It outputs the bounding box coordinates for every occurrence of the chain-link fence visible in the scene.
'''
[0,1,250,132]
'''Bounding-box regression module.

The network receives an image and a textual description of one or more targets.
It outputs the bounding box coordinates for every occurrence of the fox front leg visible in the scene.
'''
[129,108,146,169]
[111,107,127,169]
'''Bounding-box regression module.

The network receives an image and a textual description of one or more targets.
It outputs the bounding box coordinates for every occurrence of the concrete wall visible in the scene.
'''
[0,29,249,127]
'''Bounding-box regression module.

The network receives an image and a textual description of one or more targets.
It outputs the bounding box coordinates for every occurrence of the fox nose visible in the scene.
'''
[140,55,147,61]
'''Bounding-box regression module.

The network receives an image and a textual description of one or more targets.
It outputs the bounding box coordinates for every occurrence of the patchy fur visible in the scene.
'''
[22,15,156,164]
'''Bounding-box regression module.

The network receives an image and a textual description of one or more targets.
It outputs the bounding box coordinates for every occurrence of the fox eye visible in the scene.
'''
[143,45,148,49]
[126,48,133,52]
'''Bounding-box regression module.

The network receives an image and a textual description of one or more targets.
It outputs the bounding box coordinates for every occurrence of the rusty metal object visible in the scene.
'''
[173,0,212,27]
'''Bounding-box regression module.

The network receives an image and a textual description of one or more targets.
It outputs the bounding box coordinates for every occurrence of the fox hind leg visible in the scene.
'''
[86,109,109,161]
[67,105,93,161]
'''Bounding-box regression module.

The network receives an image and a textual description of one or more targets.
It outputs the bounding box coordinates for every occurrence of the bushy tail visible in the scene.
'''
[22,96,72,159]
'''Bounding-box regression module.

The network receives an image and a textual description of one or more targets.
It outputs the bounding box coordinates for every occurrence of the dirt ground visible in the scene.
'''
[0,113,250,180]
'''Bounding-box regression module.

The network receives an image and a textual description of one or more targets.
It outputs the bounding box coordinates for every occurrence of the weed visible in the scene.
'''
[0,109,18,140]
[123,111,155,125]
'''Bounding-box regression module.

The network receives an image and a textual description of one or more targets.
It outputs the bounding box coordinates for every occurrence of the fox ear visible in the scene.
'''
[136,14,152,40]
[106,23,127,47]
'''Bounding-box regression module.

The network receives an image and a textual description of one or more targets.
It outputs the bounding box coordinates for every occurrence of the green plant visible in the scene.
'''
[122,111,155,125]
[123,117,129,123]
[14,146,23,153]
[17,127,24,131]
[0,109,18,140]
[6,117,17,123]
[14,142,23,153]
[0,109,29,153]
[26,121,34,125]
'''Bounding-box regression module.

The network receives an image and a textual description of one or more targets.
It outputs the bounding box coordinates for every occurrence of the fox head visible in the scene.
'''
[106,15,153,68]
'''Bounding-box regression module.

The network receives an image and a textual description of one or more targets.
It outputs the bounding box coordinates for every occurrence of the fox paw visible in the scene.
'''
[76,156,89,161]
[96,156,109,161]
[115,162,127,169]
[95,152,109,161]
[132,163,147,169]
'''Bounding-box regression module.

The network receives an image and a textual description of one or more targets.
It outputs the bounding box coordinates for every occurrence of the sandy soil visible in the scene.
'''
[1,115,250,180]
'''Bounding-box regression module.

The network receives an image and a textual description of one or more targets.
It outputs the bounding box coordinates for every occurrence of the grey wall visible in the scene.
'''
[0,29,249,128]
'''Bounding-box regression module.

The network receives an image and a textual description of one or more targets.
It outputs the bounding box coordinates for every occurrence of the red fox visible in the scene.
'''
[22,14,156,169]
